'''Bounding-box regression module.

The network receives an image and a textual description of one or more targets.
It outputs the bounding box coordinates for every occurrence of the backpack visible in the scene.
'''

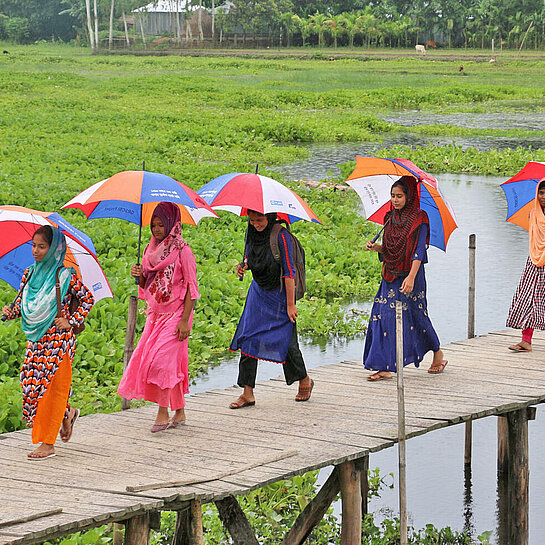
[270,223,306,301]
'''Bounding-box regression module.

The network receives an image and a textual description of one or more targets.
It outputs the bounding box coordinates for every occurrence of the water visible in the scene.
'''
[193,168,544,544]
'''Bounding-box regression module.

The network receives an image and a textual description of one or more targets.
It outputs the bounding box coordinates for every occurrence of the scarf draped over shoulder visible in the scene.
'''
[381,176,429,283]
[246,213,281,291]
[21,227,72,342]
[529,180,545,267]
[142,202,187,305]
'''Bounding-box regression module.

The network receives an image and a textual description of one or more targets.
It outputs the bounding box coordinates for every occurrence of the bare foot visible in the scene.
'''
[171,408,186,425]
[367,371,393,381]
[28,443,55,460]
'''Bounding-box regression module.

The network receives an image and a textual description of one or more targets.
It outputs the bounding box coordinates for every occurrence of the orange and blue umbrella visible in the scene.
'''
[0,206,112,302]
[345,157,457,251]
[500,161,545,231]
[197,172,321,224]
[63,170,218,227]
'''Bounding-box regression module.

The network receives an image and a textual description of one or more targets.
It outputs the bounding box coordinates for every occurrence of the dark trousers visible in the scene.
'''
[237,324,307,388]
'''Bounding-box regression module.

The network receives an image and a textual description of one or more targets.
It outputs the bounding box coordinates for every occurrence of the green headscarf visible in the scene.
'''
[21,227,72,342]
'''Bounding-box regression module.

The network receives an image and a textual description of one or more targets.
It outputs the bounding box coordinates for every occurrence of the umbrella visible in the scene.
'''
[345,157,457,251]
[500,161,545,231]
[62,170,218,227]
[0,206,113,303]
[197,172,321,224]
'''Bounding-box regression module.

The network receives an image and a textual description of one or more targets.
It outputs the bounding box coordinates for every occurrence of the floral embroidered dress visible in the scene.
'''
[118,206,199,410]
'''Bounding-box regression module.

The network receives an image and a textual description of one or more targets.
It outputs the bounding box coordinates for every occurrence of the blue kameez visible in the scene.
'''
[363,224,440,372]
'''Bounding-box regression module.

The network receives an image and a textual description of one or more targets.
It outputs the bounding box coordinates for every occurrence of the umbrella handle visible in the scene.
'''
[1,301,15,322]
[371,225,385,244]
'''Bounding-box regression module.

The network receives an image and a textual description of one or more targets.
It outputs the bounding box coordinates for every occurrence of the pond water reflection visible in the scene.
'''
[193,167,544,544]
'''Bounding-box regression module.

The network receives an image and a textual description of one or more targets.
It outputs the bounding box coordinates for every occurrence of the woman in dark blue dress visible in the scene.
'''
[364,176,447,380]
[229,210,313,407]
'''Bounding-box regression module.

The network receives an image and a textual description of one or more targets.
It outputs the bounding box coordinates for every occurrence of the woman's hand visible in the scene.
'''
[366,241,381,252]
[287,303,298,323]
[236,262,248,278]
[175,319,191,341]
[54,317,71,330]
[2,305,14,320]
[400,275,415,294]
[131,264,142,278]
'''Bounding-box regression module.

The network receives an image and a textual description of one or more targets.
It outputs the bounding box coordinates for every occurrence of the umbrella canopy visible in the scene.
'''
[197,173,321,224]
[62,170,218,226]
[345,157,458,251]
[501,161,545,231]
[0,206,113,302]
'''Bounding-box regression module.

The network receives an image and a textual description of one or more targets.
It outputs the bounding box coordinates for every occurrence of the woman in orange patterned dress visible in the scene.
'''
[2,225,94,459]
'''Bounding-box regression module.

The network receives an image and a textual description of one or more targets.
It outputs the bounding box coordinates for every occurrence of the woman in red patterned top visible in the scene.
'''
[2,225,94,460]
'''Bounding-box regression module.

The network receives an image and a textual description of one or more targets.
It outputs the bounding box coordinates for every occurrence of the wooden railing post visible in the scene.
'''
[338,460,361,545]
[465,234,476,466]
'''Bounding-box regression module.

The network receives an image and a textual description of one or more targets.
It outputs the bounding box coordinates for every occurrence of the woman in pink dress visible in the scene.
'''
[118,202,199,432]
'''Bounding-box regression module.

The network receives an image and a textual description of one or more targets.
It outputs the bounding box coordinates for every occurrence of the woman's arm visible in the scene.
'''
[56,274,94,330]
[2,269,30,320]
[175,288,194,341]
[278,230,298,322]
[400,225,428,294]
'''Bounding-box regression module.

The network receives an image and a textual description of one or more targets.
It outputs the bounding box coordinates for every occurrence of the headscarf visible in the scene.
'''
[21,227,72,342]
[142,202,187,304]
[381,176,429,282]
[529,179,545,267]
[246,212,281,291]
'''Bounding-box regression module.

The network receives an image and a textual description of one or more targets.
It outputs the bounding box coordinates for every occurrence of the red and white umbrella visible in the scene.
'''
[197,172,321,224]
[0,206,113,302]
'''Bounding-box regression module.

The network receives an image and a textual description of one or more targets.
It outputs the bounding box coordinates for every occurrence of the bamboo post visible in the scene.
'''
[338,461,361,545]
[124,514,150,545]
[215,496,259,545]
[121,295,138,410]
[173,501,204,545]
[283,467,340,545]
[395,300,408,545]
[465,234,476,466]
[506,409,529,545]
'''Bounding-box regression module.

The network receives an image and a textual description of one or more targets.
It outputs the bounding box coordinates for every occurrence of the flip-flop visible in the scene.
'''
[27,452,57,461]
[150,422,169,433]
[295,378,314,402]
[428,360,448,374]
[167,419,186,429]
[60,408,80,442]
[508,344,532,352]
[367,372,393,381]
[229,394,256,409]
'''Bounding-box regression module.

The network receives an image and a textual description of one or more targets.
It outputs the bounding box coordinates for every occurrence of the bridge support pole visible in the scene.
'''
[339,460,362,545]
[496,408,533,545]
[173,501,204,545]
[355,455,369,516]
[215,496,259,545]
[124,514,150,545]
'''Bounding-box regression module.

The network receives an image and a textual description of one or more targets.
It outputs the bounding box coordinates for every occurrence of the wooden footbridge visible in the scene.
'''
[1,329,544,545]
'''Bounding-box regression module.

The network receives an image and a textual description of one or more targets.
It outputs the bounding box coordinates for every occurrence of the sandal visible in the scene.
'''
[150,422,169,433]
[428,360,448,374]
[229,394,255,409]
[508,343,532,352]
[60,408,80,442]
[367,372,392,381]
[295,378,314,402]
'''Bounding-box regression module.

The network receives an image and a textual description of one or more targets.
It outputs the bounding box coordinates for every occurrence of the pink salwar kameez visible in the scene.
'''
[118,243,199,410]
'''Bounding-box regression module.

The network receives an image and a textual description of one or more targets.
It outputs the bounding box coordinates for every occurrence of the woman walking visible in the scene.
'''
[506,179,545,351]
[1,225,94,459]
[229,210,313,409]
[364,176,446,380]
[118,202,199,432]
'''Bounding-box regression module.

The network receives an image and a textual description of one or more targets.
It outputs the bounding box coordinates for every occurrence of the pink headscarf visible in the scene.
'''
[142,202,187,304]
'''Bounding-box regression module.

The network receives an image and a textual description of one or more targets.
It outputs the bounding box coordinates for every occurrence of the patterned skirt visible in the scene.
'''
[363,266,440,372]
[506,257,545,330]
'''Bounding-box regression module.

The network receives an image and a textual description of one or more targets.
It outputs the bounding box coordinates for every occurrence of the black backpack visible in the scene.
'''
[270,223,306,300]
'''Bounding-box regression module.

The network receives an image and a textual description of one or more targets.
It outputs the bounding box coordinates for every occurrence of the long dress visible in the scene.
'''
[363,224,440,372]
[11,269,94,444]
[506,257,545,331]
[118,245,199,410]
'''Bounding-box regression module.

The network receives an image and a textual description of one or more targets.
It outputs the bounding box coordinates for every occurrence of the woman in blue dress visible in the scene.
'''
[229,210,313,407]
[364,176,447,381]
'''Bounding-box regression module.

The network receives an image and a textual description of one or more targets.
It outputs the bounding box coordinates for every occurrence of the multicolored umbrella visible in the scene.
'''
[500,161,545,231]
[345,157,457,251]
[197,172,321,224]
[62,170,218,227]
[0,206,112,302]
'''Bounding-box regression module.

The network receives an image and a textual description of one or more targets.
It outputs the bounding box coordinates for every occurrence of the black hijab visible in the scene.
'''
[246,212,282,290]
